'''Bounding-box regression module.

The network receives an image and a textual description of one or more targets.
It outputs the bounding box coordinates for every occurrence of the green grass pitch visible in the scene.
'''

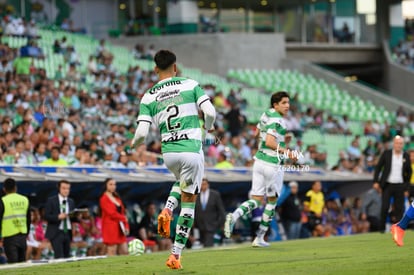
[3,231,414,275]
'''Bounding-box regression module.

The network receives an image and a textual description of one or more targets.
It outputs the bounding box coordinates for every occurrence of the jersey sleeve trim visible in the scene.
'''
[136,114,153,124]
[136,119,152,124]
[266,128,278,138]
[197,94,210,106]
[198,97,210,107]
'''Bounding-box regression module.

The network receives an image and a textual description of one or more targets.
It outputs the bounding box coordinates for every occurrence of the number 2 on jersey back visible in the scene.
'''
[166,105,181,131]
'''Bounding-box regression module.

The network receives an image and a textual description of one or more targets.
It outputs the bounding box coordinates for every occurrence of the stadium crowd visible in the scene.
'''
[392,38,414,70]
[0,16,413,171]
[0,33,413,172]
[0,17,413,264]
[392,19,414,70]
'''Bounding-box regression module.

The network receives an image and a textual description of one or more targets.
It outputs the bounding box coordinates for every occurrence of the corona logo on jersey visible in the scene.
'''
[149,80,182,94]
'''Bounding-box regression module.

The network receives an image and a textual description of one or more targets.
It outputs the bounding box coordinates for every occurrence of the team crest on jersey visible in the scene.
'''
[261,117,268,125]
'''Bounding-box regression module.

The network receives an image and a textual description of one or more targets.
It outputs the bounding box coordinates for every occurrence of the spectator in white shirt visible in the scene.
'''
[5,19,19,36]
[338,115,352,135]
[285,111,303,138]
[347,139,362,161]
[26,20,39,39]
[87,55,97,74]
[15,18,26,36]
[321,115,340,134]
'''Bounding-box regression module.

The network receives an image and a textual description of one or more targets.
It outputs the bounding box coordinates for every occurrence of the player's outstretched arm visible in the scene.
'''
[265,133,279,151]
[200,99,216,132]
[131,121,150,148]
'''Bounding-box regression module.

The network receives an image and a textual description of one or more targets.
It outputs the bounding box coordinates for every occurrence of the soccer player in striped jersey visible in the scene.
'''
[224,91,296,247]
[131,50,216,269]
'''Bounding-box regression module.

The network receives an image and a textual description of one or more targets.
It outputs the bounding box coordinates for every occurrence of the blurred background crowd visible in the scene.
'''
[391,18,414,70]
[0,12,413,263]
[0,16,413,174]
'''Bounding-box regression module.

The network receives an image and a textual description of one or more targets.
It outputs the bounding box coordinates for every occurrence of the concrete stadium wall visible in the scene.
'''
[110,33,286,76]
[286,43,382,64]
[383,41,414,106]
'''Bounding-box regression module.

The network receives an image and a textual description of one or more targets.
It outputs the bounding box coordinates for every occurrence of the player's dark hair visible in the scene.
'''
[270,91,290,107]
[3,178,16,192]
[154,50,176,70]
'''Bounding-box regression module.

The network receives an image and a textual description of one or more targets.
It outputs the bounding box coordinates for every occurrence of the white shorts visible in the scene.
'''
[250,159,284,197]
[163,151,204,195]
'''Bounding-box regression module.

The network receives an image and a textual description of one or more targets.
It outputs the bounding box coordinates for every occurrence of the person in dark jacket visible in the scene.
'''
[373,135,412,233]
[194,177,225,247]
[44,180,75,259]
[279,181,302,240]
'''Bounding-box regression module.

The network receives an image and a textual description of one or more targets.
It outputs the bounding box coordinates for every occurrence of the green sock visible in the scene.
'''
[233,199,260,222]
[171,201,195,257]
[256,201,277,238]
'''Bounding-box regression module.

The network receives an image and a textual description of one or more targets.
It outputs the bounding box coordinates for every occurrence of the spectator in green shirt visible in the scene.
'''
[13,56,31,76]
[214,151,234,169]
[40,146,68,166]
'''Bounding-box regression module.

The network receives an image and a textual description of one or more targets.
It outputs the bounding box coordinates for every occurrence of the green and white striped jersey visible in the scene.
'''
[137,76,210,153]
[255,108,287,166]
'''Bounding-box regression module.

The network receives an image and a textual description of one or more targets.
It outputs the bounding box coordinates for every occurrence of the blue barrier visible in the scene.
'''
[0,165,372,211]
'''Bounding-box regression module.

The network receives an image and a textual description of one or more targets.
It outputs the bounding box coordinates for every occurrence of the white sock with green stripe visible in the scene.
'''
[232,199,260,222]
[165,181,181,212]
[256,201,277,238]
[171,202,195,258]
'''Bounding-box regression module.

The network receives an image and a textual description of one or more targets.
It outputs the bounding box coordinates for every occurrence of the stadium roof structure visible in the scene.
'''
[191,0,402,12]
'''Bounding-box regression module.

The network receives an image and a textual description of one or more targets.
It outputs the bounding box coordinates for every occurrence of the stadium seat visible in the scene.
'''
[19,29,400,169]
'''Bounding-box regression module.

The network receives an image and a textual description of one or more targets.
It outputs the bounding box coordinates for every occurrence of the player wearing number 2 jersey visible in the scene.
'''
[131,50,216,269]
[224,91,295,247]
